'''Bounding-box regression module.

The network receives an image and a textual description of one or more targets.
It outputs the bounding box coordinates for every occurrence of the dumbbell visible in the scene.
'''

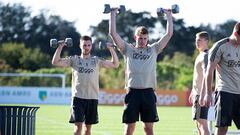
[50,38,73,48]
[103,4,126,14]
[157,4,179,17]
[98,41,115,49]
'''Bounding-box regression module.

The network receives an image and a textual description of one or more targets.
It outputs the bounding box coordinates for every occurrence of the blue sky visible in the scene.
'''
[2,0,239,35]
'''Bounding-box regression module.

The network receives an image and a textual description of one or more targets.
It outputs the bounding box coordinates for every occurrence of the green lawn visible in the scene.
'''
[36,105,239,135]
[36,105,195,135]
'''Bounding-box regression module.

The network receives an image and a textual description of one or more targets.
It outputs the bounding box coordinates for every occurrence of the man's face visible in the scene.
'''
[195,37,208,50]
[80,40,92,55]
[135,34,148,48]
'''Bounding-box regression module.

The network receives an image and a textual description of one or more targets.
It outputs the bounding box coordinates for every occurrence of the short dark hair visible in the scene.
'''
[135,26,148,36]
[196,31,209,41]
[80,35,92,42]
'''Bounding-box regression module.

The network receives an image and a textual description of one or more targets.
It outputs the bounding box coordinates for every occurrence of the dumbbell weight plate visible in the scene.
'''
[98,41,106,49]
[119,5,126,14]
[157,8,165,16]
[103,4,111,14]
[171,4,179,14]
[65,38,73,47]
[98,41,115,49]
[50,39,58,48]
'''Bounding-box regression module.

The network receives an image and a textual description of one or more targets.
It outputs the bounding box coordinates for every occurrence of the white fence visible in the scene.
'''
[0,73,66,88]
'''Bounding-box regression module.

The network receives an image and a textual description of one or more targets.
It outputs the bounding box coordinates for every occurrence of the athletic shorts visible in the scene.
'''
[192,95,209,120]
[69,97,98,125]
[215,91,240,129]
[122,88,159,123]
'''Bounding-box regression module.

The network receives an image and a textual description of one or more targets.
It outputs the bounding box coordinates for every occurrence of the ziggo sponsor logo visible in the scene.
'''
[132,53,150,60]
[99,91,179,105]
[99,91,125,104]
[78,67,94,73]
[156,95,178,105]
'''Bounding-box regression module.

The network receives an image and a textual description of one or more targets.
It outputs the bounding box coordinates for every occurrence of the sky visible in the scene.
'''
[2,0,239,35]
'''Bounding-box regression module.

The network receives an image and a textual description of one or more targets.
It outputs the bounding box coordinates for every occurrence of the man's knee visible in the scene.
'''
[215,126,228,135]
[83,124,92,135]
[143,122,154,135]
[124,123,135,135]
[74,122,82,135]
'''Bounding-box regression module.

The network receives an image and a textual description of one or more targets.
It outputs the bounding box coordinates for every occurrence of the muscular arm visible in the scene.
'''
[156,9,173,51]
[51,42,70,67]
[109,8,125,53]
[101,43,119,68]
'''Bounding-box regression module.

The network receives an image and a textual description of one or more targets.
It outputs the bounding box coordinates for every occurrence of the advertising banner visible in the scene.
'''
[0,87,189,106]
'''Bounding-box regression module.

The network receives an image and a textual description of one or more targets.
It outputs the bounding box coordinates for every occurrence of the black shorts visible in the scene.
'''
[122,88,159,123]
[69,97,98,125]
[192,95,209,120]
[215,91,240,129]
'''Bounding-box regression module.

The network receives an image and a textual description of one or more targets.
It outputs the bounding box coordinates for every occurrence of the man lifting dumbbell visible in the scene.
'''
[103,4,125,14]
[157,4,179,16]
[51,35,119,135]
[50,38,73,48]
[108,4,175,135]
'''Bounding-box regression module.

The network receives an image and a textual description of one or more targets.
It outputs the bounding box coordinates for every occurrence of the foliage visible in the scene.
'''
[34,68,72,87]
[0,43,51,71]
[0,2,81,57]
[99,59,125,89]
[211,20,237,41]
[157,52,193,90]
[0,2,238,90]
[0,2,31,43]
[0,67,71,87]
[0,59,13,72]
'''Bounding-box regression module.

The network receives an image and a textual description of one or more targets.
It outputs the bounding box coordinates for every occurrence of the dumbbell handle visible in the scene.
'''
[103,4,125,14]
[57,40,65,44]
[157,4,179,16]
[50,38,73,48]
[99,41,115,49]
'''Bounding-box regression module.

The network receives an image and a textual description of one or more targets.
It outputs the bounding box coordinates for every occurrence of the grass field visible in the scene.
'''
[36,105,239,135]
[36,105,195,135]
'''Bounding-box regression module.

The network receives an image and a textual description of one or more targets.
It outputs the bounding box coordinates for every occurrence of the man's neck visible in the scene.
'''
[229,36,240,46]
[81,54,91,59]
[136,45,147,48]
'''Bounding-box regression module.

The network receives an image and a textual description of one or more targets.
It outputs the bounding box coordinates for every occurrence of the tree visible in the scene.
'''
[0,43,51,71]
[212,19,237,41]
[157,52,193,90]
[0,2,31,43]
[157,18,202,58]
[25,12,81,56]
[0,2,81,57]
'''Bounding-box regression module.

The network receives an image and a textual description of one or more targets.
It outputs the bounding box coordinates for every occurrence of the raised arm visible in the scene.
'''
[101,43,119,68]
[109,8,125,52]
[156,9,173,50]
[51,41,70,67]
